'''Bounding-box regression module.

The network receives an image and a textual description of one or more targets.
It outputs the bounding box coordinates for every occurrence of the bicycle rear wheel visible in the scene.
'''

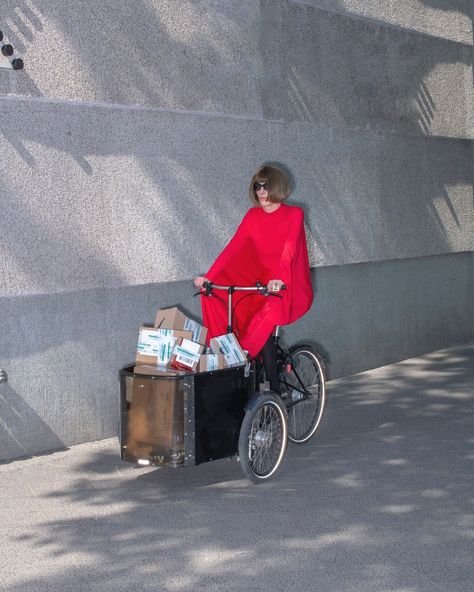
[280,346,326,444]
[238,392,288,483]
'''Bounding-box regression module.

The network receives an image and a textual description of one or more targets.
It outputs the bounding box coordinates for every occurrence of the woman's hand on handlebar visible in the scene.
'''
[267,279,285,293]
[194,276,210,289]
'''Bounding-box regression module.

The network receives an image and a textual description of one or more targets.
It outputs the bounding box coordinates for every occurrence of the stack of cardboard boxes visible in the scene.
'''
[133,306,247,375]
[126,306,249,462]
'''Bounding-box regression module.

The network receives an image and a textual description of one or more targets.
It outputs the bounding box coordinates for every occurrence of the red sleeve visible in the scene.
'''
[206,209,253,281]
[278,208,304,286]
[278,207,313,323]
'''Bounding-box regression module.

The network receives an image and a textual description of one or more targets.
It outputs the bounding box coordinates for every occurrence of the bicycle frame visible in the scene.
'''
[200,281,311,405]
[274,341,313,407]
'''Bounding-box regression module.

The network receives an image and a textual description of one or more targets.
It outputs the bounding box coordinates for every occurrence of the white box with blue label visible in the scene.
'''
[209,333,247,367]
[135,327,193,366]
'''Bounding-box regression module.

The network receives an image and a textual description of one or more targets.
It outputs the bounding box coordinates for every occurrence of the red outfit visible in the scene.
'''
[201,203,313,357]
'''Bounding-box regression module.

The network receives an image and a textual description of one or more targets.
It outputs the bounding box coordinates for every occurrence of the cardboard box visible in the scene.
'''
[135,327,192,366]
[209,333,247,367]
[197,353,226,372]
[169,338,204,372]
[154,306,208,346]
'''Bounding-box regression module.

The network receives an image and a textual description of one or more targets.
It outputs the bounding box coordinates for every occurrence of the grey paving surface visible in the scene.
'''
[1,343,473,592]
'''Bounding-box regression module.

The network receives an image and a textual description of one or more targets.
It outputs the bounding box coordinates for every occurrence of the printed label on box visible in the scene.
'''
[174,346,200,368]
[171,338,202,370]
[137,328,178,364]
[184,318,203,343]
[206,354,220,371]
[211,333,246,367]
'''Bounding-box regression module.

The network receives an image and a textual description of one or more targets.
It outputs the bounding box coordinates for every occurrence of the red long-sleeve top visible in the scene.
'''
[201,203,313,357]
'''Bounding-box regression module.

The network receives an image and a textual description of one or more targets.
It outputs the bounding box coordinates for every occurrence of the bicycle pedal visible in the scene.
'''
[286,363,292,373]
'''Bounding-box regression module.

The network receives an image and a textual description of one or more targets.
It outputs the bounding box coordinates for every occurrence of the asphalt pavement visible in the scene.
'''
[1,342,473,592]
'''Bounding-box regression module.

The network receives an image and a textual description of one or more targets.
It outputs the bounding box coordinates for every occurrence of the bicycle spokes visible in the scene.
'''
[248,404,283,475]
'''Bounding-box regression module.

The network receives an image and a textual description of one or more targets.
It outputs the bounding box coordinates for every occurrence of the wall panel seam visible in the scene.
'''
[1,95,473,143]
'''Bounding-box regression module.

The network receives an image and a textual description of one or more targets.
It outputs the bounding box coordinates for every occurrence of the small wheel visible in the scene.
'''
[238,392,288,483]
[280,346,327,444]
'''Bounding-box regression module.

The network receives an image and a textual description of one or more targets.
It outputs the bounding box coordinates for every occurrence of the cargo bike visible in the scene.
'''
[119,282,327,482]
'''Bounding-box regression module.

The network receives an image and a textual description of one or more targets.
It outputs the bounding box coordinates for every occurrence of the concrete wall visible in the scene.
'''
[0,0,473,460]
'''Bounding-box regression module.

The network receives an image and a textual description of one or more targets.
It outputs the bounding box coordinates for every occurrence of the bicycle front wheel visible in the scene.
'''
[238,392,288,483]
[281,346,327,444]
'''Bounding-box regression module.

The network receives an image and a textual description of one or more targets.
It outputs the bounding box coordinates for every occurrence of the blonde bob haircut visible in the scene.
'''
[248,165,290,206]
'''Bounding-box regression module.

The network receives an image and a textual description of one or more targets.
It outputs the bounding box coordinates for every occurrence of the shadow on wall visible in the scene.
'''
[0,0,470,286]
[419,0,473,17]
[2,344,473,588]
[0,3,472,281]
[259,0,472,132]
[0,279,205,360]
[0,384,66,462]
[257,1,472,264]
[0,1,263,109]
[0,0,42,95]
[0,168,129,293]
[0,283,321,460]
[0,0,266,293]
[0,1,471,465]
[0,278,211,461]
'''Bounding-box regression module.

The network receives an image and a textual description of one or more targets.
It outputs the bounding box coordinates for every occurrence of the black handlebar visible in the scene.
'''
[193,281,286,298]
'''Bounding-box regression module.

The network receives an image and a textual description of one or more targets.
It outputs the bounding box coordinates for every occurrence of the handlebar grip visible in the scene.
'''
[269,282,286,293]
[195,280,213,297]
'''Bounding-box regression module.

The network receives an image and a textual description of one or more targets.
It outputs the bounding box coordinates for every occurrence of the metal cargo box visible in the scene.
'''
[119,363,255,467]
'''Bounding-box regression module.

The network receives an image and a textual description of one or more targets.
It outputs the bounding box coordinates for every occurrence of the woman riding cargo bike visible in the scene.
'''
[194,165,327,482]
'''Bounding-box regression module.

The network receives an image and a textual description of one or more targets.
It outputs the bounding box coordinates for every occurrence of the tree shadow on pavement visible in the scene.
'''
[2,344,473,591]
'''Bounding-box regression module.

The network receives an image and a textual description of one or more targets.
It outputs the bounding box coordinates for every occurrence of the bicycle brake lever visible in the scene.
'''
[194,289,214,297]
[200,281,213,297]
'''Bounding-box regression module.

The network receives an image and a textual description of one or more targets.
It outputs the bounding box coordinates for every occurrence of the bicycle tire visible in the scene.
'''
[238,392,288,483]
[280,346,327,444]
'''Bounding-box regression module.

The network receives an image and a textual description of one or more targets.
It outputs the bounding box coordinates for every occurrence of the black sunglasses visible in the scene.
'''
[254,182,269,191]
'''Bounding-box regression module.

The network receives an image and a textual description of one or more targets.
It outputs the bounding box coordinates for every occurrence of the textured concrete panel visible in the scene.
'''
[0,0,471,138]
[0,251,472,460]
[0,279,197,460]
[285,251,474,378]
[1,98,472,296]
[260,1,473,138]
[0,0,262,116]
[296,0,473,44]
